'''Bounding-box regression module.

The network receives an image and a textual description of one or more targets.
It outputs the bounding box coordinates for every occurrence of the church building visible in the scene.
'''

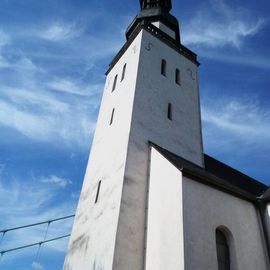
[63,1,270,269]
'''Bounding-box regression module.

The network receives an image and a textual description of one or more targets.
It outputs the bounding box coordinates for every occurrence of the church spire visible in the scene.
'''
[140,0,172,11]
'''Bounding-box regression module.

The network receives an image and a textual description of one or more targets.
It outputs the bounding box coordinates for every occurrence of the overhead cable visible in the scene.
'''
[0,234,71,256]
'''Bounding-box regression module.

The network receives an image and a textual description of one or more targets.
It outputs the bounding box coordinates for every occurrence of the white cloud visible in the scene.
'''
[49,79,85,95]
[0,25,108,149]
[182,0,266,48]
[32,262,44,270]
[0,164,5,176]
[48,79,101,96]
[41,175,72,188]
[0,98,95,148]
[200,51,270,69]
[4,87,70,112]
[0,30,10,68]
[202,99,270,145]
[0,30,10,48]
[0,72,100,148]
[40,23,81,42]
[0,55,8,67]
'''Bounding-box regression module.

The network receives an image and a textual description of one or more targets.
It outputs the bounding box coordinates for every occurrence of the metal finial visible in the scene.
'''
[140,0,172,11]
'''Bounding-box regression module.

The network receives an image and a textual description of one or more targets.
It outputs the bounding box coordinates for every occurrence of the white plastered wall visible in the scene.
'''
[63,32,143,270]
[145,147,184,270]
[183,177,269,270]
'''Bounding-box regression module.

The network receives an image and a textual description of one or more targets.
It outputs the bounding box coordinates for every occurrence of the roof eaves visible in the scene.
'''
[149,142,258,202]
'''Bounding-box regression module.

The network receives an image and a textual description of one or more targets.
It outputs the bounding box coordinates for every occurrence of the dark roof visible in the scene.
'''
[204,154,267,197]
[150,143,268,202]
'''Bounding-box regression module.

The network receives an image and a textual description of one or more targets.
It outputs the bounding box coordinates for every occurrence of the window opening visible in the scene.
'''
[95,180,102,204]
[168,103,172,120]
[121,64,127,81]
[175,68,181,85]
[112,75,118,92]
[216,229,230,270]
[161,59,167,76]
[110,108,115,125]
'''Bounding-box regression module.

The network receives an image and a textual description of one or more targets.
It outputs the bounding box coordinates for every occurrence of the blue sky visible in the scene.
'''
[0,0,269,269]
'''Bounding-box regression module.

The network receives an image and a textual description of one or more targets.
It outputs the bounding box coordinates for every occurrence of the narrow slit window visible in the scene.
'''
[175,68,181,85]
[216,229,230,270]
[121,64,127,81]
[110,108,115,125]
[112,74,118,92]
[95,180,102,204]
[161,59,166,76]
[167,103,172,120]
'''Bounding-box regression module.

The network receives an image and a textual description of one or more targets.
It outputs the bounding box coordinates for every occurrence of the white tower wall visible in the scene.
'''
[63,32,144,270]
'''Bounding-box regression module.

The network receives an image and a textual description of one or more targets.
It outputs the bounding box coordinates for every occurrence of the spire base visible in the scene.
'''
[126,6,180,46]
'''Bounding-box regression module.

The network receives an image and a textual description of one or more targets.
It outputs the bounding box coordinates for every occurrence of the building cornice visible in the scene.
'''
[106,22,199,76]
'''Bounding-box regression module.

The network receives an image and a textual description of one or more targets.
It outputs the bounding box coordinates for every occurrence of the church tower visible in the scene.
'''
[64,1,204,269]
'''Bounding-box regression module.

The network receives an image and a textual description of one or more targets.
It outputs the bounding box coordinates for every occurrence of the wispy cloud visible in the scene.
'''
[0,51,100,148]
[201,98,270,150]
[0,29,10,48]
[0,164,5,175]
[200,51,270,69]
[40,175,72,188]
[48,79,100,96]
[182,0,266,48]
[0,96,96,148]
[40,22,82,42]
[0,178,76,252]
[0,30,11,68]
[0,16,123,149]
[32,262,44,270]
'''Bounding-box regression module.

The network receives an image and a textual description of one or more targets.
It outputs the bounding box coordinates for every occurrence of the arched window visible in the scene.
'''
[216,229,230,270]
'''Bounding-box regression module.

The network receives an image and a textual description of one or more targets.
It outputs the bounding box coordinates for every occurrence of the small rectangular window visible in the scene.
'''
[121,64,127,81]
[112,75,118,92]
[175,68,181,85]
[168,103,172,120]
[110,108,115,125]
[95,180,102,204]
[161,59,166,76]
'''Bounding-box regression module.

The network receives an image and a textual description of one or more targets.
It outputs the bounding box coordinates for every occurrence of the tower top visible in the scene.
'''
[126,0,180,45]
[140,0,172,12]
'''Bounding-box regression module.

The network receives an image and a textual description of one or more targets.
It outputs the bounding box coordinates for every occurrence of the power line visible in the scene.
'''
[0,214,75,234]
[33,222,50,264]
[0,233,4,247]
[0,214,75,260]
[0,234,70,256]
